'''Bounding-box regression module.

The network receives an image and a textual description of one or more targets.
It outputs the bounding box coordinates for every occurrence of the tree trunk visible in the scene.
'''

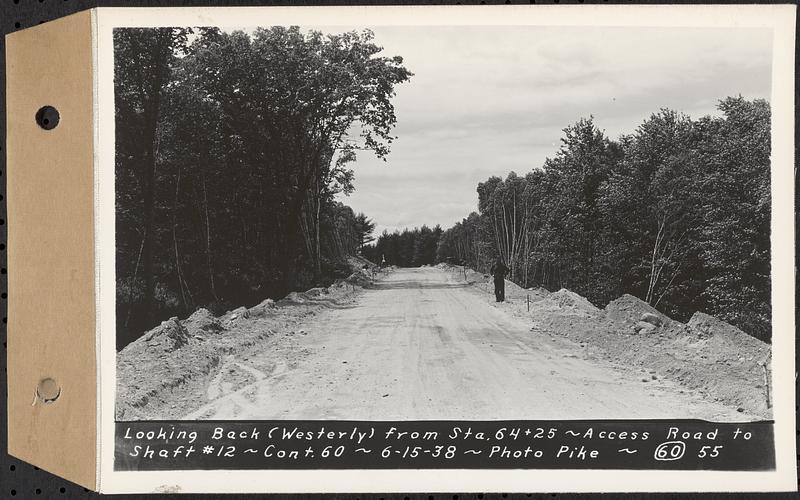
[171,167,193,311]
[124,234,147,329]
[140,31,170,327]
[201,171,219,301]
[314,177,322,281]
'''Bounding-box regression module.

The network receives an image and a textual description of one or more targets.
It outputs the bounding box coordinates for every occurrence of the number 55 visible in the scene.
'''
[698,445,723,458]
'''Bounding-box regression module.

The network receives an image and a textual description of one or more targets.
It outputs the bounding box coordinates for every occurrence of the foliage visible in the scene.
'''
[438,99,772,342]
[364,226,443,267]
[115,27,410,348]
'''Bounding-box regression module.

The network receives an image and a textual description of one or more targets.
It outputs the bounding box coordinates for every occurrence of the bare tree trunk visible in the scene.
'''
[140,33,170,326]
[171,167,194,311]
[172,168,187,309]
[200,171,218,301]
[646,217,665,304]
[124,234,147,329]
[315,178,322,281]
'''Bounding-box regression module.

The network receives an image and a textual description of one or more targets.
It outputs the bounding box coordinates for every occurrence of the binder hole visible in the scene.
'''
[36,378,61,403]
[35,106,59,130]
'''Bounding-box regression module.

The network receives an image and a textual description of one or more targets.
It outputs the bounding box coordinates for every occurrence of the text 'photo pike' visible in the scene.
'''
[114,23,774,425]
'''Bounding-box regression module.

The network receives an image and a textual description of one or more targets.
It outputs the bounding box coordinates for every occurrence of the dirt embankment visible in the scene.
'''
[116,260,380,420]
[437,263,772,418]
[122,261,771,421]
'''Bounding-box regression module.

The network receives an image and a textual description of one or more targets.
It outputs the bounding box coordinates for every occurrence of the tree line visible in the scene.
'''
[114,27,410,348]
[436,97,771,342]
[363,225,443,267]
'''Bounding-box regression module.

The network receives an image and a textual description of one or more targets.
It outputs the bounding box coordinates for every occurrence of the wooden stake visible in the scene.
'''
[762,362,771,408]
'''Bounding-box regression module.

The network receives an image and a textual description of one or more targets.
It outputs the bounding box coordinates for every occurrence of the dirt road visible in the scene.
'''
[184,267,749,421]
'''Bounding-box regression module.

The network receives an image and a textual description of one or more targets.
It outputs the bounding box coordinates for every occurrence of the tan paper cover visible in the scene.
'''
[6,10,97,490]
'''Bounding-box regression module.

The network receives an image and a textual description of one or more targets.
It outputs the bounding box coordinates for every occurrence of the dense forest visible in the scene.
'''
[114,27,410,348]
[363,225,443,267]
[113,26,771,347]
[435,98,771,342]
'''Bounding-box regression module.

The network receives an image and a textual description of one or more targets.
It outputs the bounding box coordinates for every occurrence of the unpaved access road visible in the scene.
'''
[184,267,748,421]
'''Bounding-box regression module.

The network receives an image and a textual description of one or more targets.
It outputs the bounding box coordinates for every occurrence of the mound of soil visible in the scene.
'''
[502,278,529,297]
[688,312,767,348]
[540,289,600,315]
[141,317,190,352]
[117,253,373,420]
[569,300,772,416]
[345,270,372,287]
[183,308,225,336]
[527,287,551,301]
[281,292,309,304]
[605,294,671,332]
[499,281,550,303]
[624,312,772,416]
[117,318,221,420]
[494,279,773,417]
[222,306,250,327]
[347,255,377,272]
[117,278,364,420]
[248,298,275,318]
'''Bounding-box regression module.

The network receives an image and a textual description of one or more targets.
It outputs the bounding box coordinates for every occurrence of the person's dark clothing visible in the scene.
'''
[490,261,509,302]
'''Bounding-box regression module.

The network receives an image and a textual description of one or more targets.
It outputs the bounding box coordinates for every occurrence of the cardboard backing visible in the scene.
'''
[6,10,96,490]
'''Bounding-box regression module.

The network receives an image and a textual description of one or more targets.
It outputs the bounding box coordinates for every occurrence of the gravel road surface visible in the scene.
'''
[184,267,749,421]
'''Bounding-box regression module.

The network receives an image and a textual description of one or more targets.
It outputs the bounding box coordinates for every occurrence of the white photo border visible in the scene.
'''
[95,4,796,493]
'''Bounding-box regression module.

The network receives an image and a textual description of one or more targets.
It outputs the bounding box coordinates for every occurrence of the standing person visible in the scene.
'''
[490,257,509,302]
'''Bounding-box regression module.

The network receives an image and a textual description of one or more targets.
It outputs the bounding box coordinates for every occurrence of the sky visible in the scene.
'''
[310,25,774,235]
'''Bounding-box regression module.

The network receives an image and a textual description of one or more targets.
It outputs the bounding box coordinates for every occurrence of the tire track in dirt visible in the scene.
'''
[182,267,757,421]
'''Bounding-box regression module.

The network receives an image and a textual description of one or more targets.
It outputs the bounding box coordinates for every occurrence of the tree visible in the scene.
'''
[115,28,192,329]
[599,109,700,311]
[354,213,376,250]
[539,117,620,300]
[364,226,442,267]
[439,99,772,341]
[114,27,410,348]
[695,97,771,340]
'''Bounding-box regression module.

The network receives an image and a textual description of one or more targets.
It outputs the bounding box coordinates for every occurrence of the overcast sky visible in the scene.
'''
[315,26,772,235]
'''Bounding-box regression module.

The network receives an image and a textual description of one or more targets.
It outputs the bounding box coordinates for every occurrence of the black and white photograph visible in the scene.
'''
[114,20,774,422]
[99,5,795,490]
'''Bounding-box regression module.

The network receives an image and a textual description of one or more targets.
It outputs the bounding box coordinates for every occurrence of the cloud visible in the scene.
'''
[319,25,773,234]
